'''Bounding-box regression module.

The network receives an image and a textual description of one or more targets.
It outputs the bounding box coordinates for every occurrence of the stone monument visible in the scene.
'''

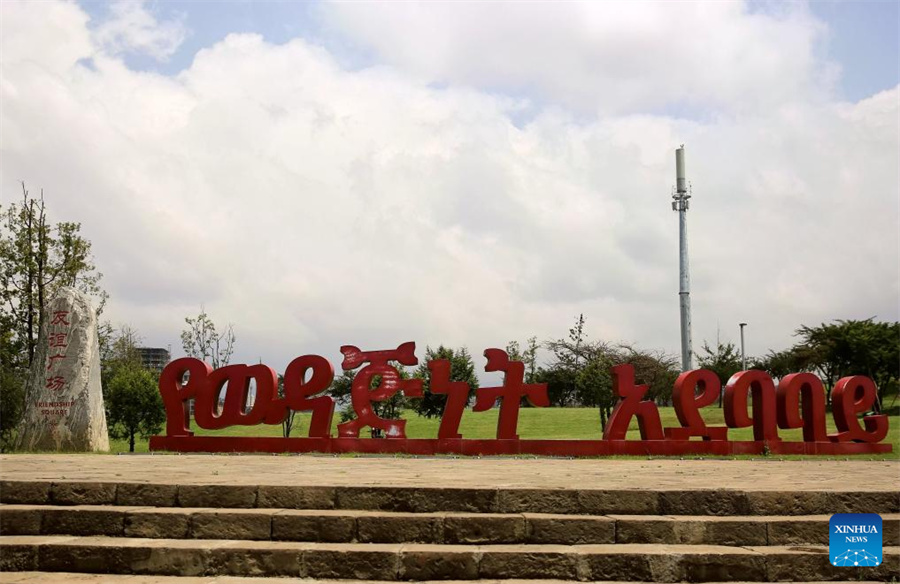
[16,287,109,451]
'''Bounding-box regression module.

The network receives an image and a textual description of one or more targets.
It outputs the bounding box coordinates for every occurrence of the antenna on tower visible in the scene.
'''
[672,145,693,371]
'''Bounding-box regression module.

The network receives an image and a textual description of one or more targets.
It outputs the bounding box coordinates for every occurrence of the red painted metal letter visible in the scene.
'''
[667,369,727,440]
[776,373,827,442]
[724,370,779,442]
[283,355,335,438]
[158,358,212,437]
[338,342,423,438]
[829,376,888,443]
[473,349,549,440]
[603,363,664,440]
[428,359,470,439]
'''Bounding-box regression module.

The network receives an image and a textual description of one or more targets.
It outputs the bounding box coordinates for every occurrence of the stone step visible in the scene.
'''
[2,536,898,582]
[3,480,898,516]
[0,575,888,584]
[4,505,898,546]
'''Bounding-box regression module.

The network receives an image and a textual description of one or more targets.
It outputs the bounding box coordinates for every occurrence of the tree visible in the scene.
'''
[412,345,479,418]
[105,364,165,452]
[506,337,539,383]
[276,374,297,438]
[100,324,143,390]
[619,346,680,406]
[543,314,593,406]
[0,184,106,449]
[0,183,106,368]
[575,353,615,430]
[696,340,742,407]
[180,309,235,368]
[794,319,899,408]
[0,312,27,451]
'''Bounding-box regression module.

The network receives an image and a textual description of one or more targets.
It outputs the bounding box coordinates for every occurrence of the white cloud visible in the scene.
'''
[0,1,896,375]
[92,0,187,61]
[319,1,835,116]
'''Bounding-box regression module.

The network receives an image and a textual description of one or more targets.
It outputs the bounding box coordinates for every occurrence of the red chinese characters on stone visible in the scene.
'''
[45,376,66,392]
[49,311,70,326]
[46,311,71,373]
[338,342,422,438]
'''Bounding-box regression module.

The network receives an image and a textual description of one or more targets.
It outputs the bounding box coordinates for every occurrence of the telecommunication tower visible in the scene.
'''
[672,145,693,371]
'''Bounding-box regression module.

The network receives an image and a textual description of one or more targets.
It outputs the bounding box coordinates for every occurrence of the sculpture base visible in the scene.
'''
[149,435,891,456]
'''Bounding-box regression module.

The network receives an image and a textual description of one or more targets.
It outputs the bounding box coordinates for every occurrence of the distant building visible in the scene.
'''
[137,347,171,372]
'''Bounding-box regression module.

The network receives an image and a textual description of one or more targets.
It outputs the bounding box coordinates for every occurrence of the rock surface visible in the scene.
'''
[16,288,109,452]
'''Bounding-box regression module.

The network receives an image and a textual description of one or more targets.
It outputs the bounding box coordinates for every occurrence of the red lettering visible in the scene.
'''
[829,376,888,443]
[282,355,335,437]
[196,364,278,429]
[159,357,212,437]
[473,349,548,440]
[428,359,471,439]
[776,373,827,442]
[337,342,423,438]
[603,364,664,440]
[45,376,66,391]
[49,311,70,326]
[666,369,727,440]
[724,370,779,442]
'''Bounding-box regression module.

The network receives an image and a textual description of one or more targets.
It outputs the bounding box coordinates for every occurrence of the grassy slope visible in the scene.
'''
[109,406,900,459]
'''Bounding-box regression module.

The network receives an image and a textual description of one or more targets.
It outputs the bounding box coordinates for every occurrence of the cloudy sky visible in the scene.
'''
[1,0,897,375]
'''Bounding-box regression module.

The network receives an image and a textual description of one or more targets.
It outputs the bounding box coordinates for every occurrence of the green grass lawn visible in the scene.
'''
[108,405,900,459]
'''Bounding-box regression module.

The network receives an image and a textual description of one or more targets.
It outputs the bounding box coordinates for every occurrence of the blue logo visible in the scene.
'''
[829,513,882,567]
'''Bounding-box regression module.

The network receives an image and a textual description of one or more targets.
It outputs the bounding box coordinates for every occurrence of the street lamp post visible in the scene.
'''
[739,323,747,370]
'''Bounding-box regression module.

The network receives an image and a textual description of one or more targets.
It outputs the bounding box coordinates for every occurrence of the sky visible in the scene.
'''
[1,0,898,377]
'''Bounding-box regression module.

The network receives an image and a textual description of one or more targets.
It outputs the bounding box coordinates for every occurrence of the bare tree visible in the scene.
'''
[180,309,235,368]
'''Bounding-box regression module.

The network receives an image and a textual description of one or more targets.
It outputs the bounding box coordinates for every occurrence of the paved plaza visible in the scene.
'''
[1,455,896,491]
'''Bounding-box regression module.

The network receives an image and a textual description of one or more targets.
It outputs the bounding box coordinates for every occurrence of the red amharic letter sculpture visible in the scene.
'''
[159,357,212,437]
[603,363,664,440]
[473,349,549,440]
[195,364,279,429]
[338,341,423,438]
[283,355,335,438]
[724,370,779,442]
[829,376,889,443]
[428,359,470,439]
[667,369,727,440]
[776,373,827,442]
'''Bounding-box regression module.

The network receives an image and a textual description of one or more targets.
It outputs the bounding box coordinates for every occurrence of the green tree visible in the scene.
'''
[506,337,539,383]
[575,353,616,430]
[794,319,899,408]
[180,309,235,368]
[100,324,143,390]
[0,184,106,367]
[0,184,106,448]
[0,312,27,451]
[696,340,742,407]
[412,345,479,418]
[620,346,680,406]
[543,314,593,406]
[105,364,165,452]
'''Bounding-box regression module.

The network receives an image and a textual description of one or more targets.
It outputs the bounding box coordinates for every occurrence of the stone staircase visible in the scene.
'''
[1,479,897,582]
